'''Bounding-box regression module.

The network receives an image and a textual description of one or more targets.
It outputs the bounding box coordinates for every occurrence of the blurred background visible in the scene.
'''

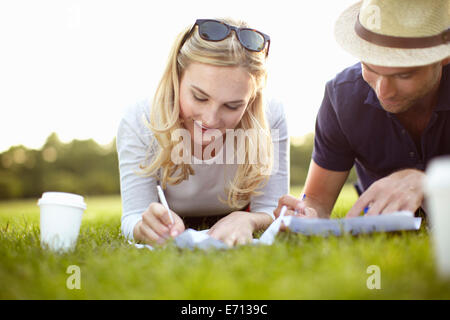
[0,0,359,200]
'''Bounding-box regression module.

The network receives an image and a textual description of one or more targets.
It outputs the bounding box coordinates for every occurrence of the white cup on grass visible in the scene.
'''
[37,192,86,253]
[424,156,450,278]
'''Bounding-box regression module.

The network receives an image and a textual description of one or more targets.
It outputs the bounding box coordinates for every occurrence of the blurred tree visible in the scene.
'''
[0,171,23,198]
[0,132,357,200]
[0,133,119,199]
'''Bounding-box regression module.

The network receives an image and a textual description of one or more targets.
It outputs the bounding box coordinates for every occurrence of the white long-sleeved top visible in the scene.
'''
[116,98,289,240]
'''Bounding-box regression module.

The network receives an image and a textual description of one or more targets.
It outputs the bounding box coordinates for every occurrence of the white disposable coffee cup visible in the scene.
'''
[38,192,86,252]
[423,156,450,278]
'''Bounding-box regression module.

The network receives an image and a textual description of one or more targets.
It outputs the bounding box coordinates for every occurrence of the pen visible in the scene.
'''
[294,193,307,215]
[363,205,370,215]
[156,185,174,225]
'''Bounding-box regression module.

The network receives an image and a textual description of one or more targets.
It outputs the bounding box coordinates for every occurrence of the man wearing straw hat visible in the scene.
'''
[276,0,450,219]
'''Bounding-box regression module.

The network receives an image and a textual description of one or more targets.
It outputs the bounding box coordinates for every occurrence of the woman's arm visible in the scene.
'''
[117,100,159,240]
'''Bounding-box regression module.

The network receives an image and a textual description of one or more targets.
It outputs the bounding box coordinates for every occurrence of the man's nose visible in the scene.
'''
[375,76,396,100]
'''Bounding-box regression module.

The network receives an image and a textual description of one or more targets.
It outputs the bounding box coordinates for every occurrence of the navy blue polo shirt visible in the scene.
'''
[312,62,450,193]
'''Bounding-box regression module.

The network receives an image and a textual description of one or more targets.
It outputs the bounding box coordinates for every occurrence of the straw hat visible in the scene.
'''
[335,0,450,67]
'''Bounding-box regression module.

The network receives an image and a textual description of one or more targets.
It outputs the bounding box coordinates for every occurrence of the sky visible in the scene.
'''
[0,0,359,152]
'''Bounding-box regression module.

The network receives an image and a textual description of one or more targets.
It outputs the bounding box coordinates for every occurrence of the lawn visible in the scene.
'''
[1,185,449,299]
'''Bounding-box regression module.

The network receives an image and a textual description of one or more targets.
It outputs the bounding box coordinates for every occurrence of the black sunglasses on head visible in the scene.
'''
[181,19,271,57]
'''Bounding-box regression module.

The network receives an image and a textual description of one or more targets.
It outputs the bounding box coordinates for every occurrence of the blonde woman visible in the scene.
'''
[117,18,288,247]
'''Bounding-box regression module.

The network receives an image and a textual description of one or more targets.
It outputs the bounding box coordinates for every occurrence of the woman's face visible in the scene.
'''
[179,62,254,146]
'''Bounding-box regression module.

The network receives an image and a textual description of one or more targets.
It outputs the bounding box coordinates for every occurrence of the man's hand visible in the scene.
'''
[273,195,319,231]
[346,169,425,218]
[274,160,349,219]
[274,195,318,219]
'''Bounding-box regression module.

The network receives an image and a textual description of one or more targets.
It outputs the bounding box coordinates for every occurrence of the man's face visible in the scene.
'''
[361,62,442,114]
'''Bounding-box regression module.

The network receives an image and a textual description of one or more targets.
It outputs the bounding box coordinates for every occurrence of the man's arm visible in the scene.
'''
[302,160,350,218]
[274,76,356,219]
[274,159,349,219]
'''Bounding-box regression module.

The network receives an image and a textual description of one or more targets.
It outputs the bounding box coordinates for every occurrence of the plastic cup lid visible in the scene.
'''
[37,192,87,210]
[424,156,450,191]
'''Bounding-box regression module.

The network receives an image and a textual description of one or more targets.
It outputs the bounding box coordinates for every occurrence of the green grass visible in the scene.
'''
[1,186,449,299]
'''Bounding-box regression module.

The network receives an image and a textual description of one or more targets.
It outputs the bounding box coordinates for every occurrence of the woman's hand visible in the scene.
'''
[133,202,185,245]
[207,211,265,247]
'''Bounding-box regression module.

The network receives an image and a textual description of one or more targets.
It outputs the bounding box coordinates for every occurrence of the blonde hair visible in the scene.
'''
[140,18,273,209]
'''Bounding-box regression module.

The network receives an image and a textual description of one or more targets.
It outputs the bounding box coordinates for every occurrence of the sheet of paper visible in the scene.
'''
[258,206,287,245]
[130,211,422,251]
[283,210,422,236]
[175,229,228,250]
